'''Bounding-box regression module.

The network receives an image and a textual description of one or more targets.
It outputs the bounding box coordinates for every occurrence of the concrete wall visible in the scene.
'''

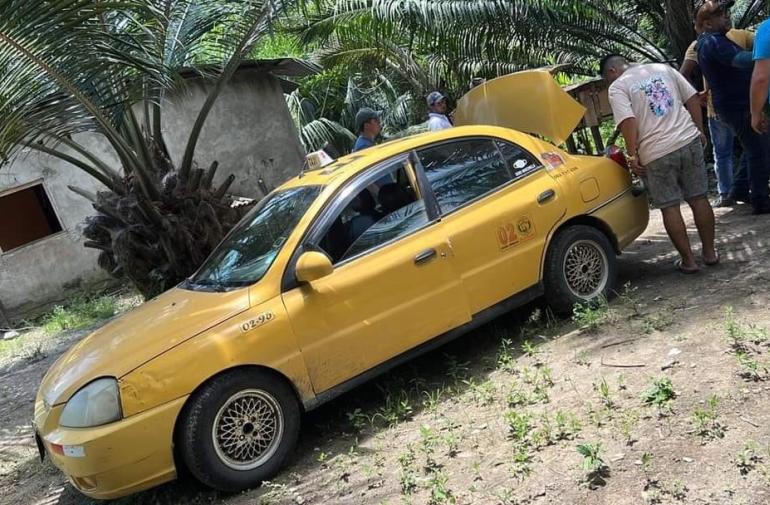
[0,71,306,319]
[162,69,306,197]
[0,134,114,318]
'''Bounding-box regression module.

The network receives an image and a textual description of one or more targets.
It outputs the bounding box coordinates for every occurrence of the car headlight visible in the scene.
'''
[59,378,122,428]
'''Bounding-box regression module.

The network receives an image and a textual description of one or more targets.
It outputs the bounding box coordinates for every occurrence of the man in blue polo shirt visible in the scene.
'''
[751,19,770,134]
[697,0,770,214]
[352,107,381,152]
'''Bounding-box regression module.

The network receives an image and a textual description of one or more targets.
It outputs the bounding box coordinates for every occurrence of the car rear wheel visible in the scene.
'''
[178,369,300,492]
[544,225,617,315]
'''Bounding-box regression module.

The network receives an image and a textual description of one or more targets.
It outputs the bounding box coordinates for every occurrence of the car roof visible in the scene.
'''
[279,125,537,192]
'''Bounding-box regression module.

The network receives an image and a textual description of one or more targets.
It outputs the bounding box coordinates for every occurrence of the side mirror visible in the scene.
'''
[295,251,334,283]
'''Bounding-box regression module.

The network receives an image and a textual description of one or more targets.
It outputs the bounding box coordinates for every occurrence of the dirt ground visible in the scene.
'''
[2,203,770,505]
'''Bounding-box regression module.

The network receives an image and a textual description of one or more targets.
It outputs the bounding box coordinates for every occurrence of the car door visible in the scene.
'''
[281,156,471,394]
[415,137,566,315]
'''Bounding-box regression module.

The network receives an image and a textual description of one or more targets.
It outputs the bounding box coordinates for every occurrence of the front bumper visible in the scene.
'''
[34,395,187,500]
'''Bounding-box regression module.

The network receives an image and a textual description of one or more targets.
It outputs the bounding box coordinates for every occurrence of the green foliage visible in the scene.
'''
[577,442,607,483]
[572,296,611,331]
[42,295,117,335]
[736,441,762,475]
[641,377,676,408]
[692,394,726,442]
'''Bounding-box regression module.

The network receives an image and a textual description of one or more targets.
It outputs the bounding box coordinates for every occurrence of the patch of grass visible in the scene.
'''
[496,337,517,372]
[641,377,676,410]
[725,306,769,350]
[692,395,726,442]
[594,377,614,409]
[642,310,674,334]
[735,351,769,381]
[574,350,591,366]
[616,409,640,445]
[42,295,117,335]
[554,410,582,440]
[345,408,369,432]
[736,441,762,475]
[373,390,413,427]
[572,296,614,332]
[398,444,418,496]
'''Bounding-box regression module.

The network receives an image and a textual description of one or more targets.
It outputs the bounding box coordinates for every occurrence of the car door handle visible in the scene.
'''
[414,248,437,265]
[537,189,556,204]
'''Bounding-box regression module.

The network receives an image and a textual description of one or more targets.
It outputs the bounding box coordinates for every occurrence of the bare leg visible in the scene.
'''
[686,196,717,263]
[660,205,698,270]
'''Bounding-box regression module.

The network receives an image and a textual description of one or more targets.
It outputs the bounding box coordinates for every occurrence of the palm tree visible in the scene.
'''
[0,0,293,298]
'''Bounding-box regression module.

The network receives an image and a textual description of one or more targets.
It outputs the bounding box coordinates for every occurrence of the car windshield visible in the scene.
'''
[186,185,322,290]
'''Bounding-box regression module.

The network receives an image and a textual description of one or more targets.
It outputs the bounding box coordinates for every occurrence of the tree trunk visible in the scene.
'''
[665,0,696,64]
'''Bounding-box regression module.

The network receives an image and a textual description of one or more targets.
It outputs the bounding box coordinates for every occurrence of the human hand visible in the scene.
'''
[752,112,769,134]
[697,91,708,107]
[630,157,646,177]
[699,132,708,147]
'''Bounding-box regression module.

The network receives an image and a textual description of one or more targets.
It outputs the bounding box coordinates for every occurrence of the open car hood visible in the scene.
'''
[454,70,587,145]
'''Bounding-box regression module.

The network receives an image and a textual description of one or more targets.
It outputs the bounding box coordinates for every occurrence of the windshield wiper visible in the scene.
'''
[183,278,229,292]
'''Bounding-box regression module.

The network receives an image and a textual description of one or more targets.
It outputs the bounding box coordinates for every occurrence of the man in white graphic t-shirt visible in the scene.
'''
[601,55,718,274]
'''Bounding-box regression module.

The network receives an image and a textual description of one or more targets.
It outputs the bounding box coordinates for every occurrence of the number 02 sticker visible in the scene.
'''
[240,311,275,332]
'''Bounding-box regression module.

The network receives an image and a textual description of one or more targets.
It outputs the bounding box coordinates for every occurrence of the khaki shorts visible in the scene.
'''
[642,139,708,209]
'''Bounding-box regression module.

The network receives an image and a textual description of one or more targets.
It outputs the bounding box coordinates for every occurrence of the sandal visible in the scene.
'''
[704,250,720,267]
[675,259,700,274]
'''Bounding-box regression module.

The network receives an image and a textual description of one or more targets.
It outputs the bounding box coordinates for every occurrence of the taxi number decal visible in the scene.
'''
[497,216,536,250]
[241,311,275,332]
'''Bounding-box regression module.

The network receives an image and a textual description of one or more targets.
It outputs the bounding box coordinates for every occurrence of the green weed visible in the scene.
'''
[692,395,726,442]
[577,442,608,486]
[736,441,762,475]
[42,295,117,334]
[641,377,676,410]
[572,296,612,332]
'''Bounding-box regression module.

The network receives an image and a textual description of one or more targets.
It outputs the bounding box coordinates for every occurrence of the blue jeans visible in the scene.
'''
[709,116,749,196]
[717,108,770,202]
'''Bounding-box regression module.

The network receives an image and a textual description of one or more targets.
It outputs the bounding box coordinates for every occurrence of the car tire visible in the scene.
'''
[543,225,617,315]
[178,369,300,492]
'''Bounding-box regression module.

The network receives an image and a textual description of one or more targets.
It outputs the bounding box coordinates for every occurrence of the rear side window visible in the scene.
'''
[495,140,542,179]
[417,139,511,214]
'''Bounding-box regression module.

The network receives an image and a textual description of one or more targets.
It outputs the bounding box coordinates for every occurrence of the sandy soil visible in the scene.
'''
[2,202,770,505]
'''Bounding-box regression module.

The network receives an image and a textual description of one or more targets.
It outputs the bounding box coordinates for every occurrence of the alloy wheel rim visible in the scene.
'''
[212,389,284,471]
[563,239,608,299]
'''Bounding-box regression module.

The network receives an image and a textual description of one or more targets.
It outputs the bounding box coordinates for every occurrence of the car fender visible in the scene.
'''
[119,297,314,418]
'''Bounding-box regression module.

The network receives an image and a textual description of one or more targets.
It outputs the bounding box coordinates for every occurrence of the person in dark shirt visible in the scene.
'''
[697,0,770,214]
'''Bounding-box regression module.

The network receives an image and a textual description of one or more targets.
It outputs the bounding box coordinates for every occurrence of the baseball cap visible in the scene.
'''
[354,107,380,132]
[695,0,735,27]
[426,91,446,107]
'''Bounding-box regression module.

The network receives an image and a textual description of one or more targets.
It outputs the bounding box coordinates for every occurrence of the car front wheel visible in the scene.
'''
[178,369,300,492]
[544,224,617,315]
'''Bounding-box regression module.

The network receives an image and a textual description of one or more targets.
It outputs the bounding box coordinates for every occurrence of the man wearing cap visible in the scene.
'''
[352,107,382,152]
[426,92,453,131]
[750,19,770,134]
[601,55,718,274]
[681,16,752,207]
[696,0,770,214]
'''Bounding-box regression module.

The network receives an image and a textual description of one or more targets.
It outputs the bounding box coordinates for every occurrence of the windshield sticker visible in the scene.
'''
[241,311,275,332]
[541,152,565,170]
[497,215,536,251]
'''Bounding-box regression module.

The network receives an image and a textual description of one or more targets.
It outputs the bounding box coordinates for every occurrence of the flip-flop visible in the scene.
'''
[675,259,700,274]
[704,250,720,267]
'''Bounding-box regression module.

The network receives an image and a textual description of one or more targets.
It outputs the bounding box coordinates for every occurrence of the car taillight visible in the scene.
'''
[605,145,628,169]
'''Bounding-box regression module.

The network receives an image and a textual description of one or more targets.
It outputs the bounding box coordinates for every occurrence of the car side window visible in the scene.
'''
[495,140,542,179]
[317,161,429,264]
[417,138,512,215]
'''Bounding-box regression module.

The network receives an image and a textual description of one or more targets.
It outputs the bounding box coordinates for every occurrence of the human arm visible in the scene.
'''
[680,41,699,85]
[617,118,644,176]
[685,95,708,145]
[751,59,770,133]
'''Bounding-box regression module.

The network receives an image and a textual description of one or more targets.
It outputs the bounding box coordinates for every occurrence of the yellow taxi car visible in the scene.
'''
[33,72,649,499]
